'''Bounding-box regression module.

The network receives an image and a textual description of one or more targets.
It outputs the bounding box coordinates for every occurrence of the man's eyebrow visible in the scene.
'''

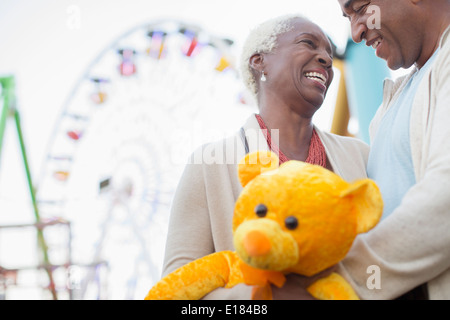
[344,0,356,9]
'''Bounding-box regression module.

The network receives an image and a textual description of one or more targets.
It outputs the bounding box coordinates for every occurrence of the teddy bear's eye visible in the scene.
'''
[255,204,268,217]
[285,216,298,230]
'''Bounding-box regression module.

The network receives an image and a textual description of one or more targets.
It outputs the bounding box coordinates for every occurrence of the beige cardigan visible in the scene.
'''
[337,26,450,300]
[162,114,369,299]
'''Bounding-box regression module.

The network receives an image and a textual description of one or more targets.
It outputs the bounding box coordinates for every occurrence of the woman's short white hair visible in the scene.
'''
[240,14,309,97]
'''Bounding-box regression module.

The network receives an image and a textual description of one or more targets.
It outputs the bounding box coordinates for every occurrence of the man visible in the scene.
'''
[336,0,450,299]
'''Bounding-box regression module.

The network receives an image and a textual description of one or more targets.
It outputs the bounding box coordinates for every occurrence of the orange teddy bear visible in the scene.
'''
[146,151,383,300]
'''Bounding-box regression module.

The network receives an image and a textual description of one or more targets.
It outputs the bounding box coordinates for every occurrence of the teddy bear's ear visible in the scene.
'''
[340,179,383,234]
[238,151,279,187]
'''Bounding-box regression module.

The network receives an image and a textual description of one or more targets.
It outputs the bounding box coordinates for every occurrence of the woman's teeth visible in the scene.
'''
[304,72,326,86]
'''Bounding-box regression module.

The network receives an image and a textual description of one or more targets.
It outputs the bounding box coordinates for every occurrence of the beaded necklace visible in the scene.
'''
[255,114,327,167]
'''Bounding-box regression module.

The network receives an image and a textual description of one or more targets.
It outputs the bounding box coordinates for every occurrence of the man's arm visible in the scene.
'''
[337,48,450,299]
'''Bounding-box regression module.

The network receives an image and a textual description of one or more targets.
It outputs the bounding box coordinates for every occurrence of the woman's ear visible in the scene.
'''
[249,53,264,73]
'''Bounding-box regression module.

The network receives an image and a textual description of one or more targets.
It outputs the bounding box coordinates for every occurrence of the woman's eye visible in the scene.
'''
[300,39,315,47]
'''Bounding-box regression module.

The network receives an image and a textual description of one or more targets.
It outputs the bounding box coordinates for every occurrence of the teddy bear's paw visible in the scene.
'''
[306,272,359,300]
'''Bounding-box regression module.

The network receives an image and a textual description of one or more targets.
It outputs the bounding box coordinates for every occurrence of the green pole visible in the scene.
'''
[0,76,58,299]
[0,76,15,163]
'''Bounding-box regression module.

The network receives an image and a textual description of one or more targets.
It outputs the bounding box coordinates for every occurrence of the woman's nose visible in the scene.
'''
[317,51,332,68]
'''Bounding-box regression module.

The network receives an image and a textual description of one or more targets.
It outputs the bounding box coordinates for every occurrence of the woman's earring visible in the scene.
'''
[261,71,266,82]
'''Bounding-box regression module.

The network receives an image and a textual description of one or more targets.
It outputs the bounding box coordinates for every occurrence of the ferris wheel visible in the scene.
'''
[36,19,255,300]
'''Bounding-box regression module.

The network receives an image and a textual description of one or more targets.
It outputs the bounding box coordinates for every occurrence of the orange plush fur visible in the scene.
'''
[146,151,383,300]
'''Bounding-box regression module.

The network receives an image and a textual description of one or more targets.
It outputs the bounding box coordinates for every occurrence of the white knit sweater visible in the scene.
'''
[162,114,369,299]
[337,25,450,300]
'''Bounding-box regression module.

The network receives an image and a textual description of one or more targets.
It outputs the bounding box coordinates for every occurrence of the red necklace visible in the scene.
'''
[255,114,327,167]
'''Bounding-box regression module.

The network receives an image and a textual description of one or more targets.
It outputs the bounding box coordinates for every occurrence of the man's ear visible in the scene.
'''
[238,151,279,187]
[340,179,383,234]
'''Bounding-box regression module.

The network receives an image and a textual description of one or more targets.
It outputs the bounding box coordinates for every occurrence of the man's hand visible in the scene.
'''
[271,266,336,300]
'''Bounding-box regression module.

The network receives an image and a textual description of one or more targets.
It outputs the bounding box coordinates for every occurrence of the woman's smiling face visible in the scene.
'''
[262,18,334,115]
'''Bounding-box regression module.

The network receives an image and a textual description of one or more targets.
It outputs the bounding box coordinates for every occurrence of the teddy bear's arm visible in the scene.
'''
[306,272,359,300]
[145,251,245,300]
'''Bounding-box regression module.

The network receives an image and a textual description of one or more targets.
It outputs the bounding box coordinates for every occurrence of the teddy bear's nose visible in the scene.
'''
[243,230,271,257]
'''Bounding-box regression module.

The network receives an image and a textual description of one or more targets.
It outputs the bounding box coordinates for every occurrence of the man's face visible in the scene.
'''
[338,0,421,70]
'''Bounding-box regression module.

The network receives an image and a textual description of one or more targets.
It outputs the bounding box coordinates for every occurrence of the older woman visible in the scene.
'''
[161,14,369,299]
